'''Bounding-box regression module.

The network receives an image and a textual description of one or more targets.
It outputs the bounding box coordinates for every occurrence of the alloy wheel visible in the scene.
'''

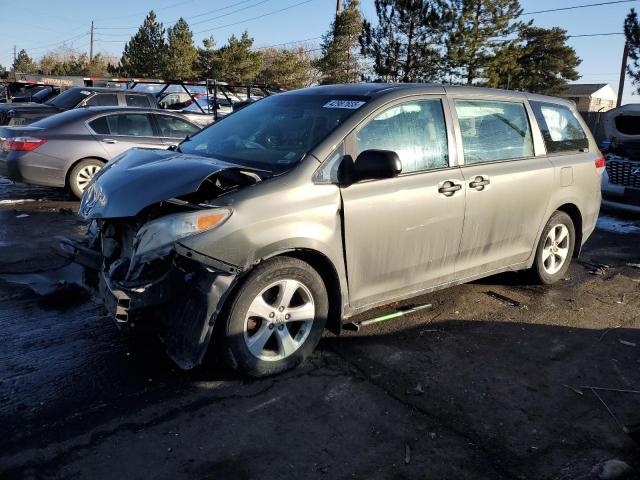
[75,164,101,192]
[542,224,570,275]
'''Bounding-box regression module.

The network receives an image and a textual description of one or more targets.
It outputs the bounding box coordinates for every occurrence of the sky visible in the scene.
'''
[0,0,638,103]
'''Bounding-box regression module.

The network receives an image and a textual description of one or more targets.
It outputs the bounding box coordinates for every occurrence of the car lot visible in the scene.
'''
[0,180,638,479]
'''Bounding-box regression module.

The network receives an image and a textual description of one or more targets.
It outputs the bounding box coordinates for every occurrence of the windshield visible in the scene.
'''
[46,88,91,109]
[178,94,367,172]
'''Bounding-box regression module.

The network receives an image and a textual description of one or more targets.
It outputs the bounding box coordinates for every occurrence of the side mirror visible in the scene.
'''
[351,149,402,182]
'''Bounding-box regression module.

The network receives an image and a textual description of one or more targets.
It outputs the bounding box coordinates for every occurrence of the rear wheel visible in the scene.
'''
[69,159,104,199]
[222,257,328,377]
[532,211,575,284]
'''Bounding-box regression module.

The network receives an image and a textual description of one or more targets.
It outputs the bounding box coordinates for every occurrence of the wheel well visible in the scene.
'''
[65,157,107,188]
[277,250,343,335]
[556,203,583,257]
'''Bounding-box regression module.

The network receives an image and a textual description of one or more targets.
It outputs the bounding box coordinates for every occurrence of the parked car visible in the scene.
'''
[0,106,200,198]
[0,87,158,126]
[59,84,602,377]
[157,91,201,110]
[597,104,640,213]
[9,85,61,104]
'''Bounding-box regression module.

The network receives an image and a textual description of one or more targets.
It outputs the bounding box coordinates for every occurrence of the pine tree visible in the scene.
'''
[208,32,262,82]
[259,47,314,89]
[360,0,449,83]
[625,8,640,93]
[316,0,363,84]
[13,49,36,73]
[120,11,167,77]
[195,37,217,78]
[446,0,525,85]
[164,18,197,79]
[487,26,581,94]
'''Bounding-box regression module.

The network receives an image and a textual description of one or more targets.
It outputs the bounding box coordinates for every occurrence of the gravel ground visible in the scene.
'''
[0,179,638,480]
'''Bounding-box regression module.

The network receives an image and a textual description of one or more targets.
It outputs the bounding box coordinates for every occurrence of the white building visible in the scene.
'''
[559,83,617,112]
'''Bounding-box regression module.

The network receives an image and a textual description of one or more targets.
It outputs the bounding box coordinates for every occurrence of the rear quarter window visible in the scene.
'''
[89,116,110,134]
[530,101,588,154]
[125,94,152,108]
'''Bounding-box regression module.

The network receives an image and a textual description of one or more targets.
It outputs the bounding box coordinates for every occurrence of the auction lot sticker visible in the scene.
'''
[323,100,366,109]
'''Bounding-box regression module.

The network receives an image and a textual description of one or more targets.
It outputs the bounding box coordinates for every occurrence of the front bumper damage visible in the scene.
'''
[56,237,239,369]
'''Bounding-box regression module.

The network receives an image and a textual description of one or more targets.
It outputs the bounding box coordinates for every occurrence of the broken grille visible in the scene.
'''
[606,160,640,188]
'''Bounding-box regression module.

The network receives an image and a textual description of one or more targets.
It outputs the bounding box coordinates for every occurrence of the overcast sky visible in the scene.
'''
[1,0,637,103]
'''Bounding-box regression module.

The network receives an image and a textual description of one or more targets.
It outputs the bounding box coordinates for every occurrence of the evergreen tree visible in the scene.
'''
[360,0,449,83]
[13,49,36,73]
[625,8,640,93]
[208,32,262,82]
[446,0,525,85]
[120,11,167,77]
[164,18,197,79]
[195,37,217,78]
[316,0,362,84]
[259,47,314,89]
[487,26,581,94]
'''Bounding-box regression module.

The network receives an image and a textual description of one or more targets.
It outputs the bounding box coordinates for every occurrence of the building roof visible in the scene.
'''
[563,83,610,96]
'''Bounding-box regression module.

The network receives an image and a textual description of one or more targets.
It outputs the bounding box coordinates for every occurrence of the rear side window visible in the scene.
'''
[530,101,588,153]
[455,100,534,164]
[89,116,110,134]
[103,114,154,136]
[614,115,640,135]
[155,115,199,138]
[355,99,449,174]
[125,94,151,108]
[85,93,119,107]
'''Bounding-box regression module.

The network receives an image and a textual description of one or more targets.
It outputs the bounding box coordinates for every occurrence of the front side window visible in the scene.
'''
[156,115,199,138]
[100,113,154,137]
[355,99,449,174]
[530,101,588,153]
[125,94,151,108]
[178,94,367,172]
[85,93,119,107]
[455,100,534,164]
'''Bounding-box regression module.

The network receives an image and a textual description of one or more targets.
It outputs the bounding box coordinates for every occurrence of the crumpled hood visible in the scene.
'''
[80,148,246,219]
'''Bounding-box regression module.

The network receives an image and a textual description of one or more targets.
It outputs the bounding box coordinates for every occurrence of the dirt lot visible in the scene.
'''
[0,180,639,480]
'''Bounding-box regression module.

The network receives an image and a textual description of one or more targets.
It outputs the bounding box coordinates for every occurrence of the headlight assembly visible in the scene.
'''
[133,208,231,258]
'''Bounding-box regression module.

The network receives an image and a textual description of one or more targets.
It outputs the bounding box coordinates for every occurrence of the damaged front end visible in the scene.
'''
[57,148,265,369]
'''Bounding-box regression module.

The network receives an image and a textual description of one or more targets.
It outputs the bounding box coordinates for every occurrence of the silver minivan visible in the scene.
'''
[60,84,603,377]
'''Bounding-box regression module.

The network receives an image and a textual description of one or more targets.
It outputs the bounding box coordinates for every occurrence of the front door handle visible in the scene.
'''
[438,181,462,197]
[469,176,490,190]
[101,138,118,144]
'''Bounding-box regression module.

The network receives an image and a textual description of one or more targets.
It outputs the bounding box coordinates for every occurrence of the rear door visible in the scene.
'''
[153,114,201,147]
[451,97,554,279]
[339,96,466,309]
[88,112,164,158]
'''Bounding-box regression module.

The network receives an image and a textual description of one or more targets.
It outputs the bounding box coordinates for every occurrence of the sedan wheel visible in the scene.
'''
[75,164,100,193]
[69,159,104,199]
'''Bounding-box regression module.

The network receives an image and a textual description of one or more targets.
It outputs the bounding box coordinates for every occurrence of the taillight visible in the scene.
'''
[3,137,47,152]
[595,153,606,173]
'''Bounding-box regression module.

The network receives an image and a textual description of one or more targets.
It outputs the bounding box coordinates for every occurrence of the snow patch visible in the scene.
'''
[0,199,35,205]
[597,215,640,234]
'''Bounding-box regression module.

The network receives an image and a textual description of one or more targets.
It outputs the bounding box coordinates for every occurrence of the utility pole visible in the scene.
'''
[617,42,629,108]
[336,0,342,15]
[89,21,94,62]
[13,45,16,65]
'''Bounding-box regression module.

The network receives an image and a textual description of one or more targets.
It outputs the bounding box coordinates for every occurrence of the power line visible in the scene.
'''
[567,32,625,37]
[523,0,637,15]
[256,36,323,50]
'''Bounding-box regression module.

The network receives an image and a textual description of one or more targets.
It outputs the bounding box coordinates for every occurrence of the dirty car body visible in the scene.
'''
[60,84,603,374]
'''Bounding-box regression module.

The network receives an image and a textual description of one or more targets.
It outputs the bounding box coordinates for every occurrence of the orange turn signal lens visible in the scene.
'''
[196,213,227,231]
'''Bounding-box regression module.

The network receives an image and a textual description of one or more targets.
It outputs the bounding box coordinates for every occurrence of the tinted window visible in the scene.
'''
[156,115,199,138]
[89,116,110,134]
[455,100,534,163]
[46,88,92,109]
[356,99,449,173]
[530,101,588,153]
[85,93,119,106]
[104,114,154,136]
[614,115,640,136]
[125,94,151,108]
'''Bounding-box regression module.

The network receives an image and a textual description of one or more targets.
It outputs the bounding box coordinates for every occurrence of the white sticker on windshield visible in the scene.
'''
[323,100,366,109]
[80,90,92,96]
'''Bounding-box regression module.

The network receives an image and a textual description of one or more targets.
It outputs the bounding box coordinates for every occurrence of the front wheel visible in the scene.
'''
[532,211,575,284]
[69,159,104,199]
[222,257,328,377]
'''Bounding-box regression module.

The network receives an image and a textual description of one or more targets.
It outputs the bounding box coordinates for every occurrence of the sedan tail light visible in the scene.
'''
[595,152,606,173]
[2,137,47,152]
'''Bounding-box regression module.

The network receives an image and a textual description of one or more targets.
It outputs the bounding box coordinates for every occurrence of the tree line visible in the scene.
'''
[8,0,591,94]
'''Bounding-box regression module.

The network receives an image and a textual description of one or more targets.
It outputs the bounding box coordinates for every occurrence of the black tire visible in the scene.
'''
[222,256,328,377]
[532,211,575,285]
[68,158,104,199]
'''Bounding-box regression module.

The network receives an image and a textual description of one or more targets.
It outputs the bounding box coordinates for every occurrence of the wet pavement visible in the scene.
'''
[0,180,639,479]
